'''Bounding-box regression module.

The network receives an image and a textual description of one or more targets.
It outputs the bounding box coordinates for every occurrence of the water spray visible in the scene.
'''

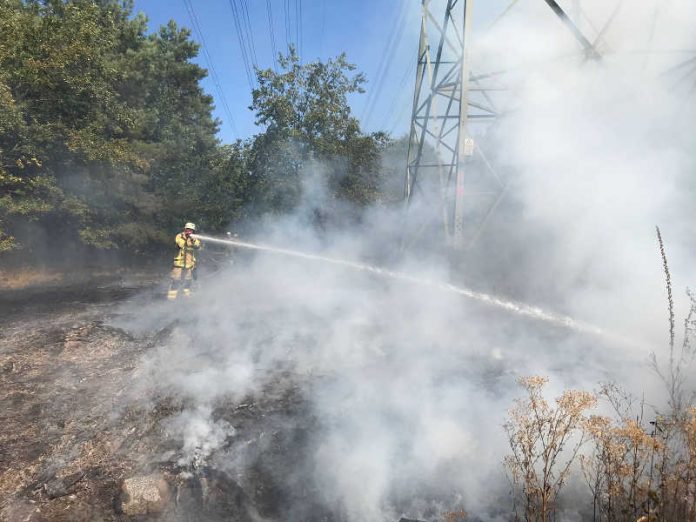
[193,234,638,345]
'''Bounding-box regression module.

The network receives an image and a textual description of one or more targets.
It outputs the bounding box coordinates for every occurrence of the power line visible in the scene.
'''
[361,3,409,127]
[265,0,279,70]
[283,0,291,52]
[240,0,259,68]
[181,0,239,139]
[227,0,253,86]
[385,62,417,135]
[294,0,301,61]
[227,0,256,89]
[361,4,408,123]
[298,0,303,61]
[319,0,325,56]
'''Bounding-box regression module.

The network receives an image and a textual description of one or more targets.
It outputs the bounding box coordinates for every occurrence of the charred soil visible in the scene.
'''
[0,279,326,521]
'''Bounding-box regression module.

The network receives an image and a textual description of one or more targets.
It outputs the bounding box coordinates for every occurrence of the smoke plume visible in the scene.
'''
[118,1,696,519]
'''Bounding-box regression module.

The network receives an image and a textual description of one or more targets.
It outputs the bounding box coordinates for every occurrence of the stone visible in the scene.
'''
[120,474,170,516]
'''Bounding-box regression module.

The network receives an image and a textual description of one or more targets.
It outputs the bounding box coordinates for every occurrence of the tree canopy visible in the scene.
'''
[244,48,393,222]
[0,0,404,262]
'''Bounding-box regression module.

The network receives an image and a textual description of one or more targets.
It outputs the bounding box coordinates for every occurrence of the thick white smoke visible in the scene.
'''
[477,0,696,353]
[119,1,695,520]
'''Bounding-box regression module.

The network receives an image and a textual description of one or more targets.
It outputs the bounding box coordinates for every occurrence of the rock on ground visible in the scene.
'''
[120,474,170,516]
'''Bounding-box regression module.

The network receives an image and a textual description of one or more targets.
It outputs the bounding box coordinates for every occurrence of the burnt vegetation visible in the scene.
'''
[1,2,695,522]
[504,232,696,521]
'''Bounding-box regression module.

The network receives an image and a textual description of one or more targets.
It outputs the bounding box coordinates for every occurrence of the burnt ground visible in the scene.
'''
[1,267,600,522]
[0,277,331,522]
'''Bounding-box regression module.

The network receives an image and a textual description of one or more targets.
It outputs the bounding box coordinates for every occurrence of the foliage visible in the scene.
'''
[0,3,396,259]
[252,47,364,151]
[504,246,696,522]
[249,47,390,218]
[650,227,696,414]
[0,0,224,256]
[580,384,696,522]
[606,240,696,522]
[581,385,663,522]
[504,376,597,521]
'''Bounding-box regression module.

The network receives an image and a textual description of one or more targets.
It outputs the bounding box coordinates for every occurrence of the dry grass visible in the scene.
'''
[0,268,64,289]
[580,385,662,521]
[0,266,159,290]
[504,376,596,521]
[580,392,696,521]
[503,231,696,521]
[505,376,696,521]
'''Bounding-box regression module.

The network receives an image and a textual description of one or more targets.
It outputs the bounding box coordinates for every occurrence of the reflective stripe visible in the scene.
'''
[167,290,178,300]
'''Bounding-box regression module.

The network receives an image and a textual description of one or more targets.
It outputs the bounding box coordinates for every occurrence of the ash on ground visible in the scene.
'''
[0,280,341,521]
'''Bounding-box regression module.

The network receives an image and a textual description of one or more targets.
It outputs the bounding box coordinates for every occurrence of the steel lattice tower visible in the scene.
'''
[403,0,603,250]
[405,0,501,249]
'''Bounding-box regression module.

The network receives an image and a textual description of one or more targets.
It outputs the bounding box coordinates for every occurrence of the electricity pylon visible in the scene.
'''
[404,0,693,254]
[403,0,606,251]
[404,0,503,250]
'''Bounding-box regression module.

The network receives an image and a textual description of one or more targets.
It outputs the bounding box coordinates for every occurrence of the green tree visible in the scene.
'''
[248,48,389,216]
[0,1,224,256]
[0,2,404,261]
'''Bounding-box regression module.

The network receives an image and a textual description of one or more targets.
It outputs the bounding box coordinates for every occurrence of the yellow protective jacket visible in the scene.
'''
[173,233,201,269]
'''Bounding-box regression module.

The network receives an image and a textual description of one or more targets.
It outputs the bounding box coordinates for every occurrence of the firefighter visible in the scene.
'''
[167,222,201,300]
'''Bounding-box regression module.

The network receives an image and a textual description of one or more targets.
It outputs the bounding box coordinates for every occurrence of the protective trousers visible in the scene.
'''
[167,266,194,300]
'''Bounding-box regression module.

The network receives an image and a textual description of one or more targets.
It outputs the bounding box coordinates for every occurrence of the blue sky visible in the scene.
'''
[133,1,509,143]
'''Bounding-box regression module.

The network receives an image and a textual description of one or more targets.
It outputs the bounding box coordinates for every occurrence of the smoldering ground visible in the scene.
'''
[119,250,619,520]
[0,2,648,520]
[113,2,695,521]
[0,2,691,521]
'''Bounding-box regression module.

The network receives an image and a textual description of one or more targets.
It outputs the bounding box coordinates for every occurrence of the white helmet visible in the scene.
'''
[184,222,197,231]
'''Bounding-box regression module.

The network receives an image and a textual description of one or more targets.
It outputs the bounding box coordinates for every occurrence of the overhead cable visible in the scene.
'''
[283,0,291,52]
[361,2,409,127]
[240,0,259,68]
[182,0,239,138]
[265,0,279,70]
[297,0,303,61]
[227,0,256,89]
